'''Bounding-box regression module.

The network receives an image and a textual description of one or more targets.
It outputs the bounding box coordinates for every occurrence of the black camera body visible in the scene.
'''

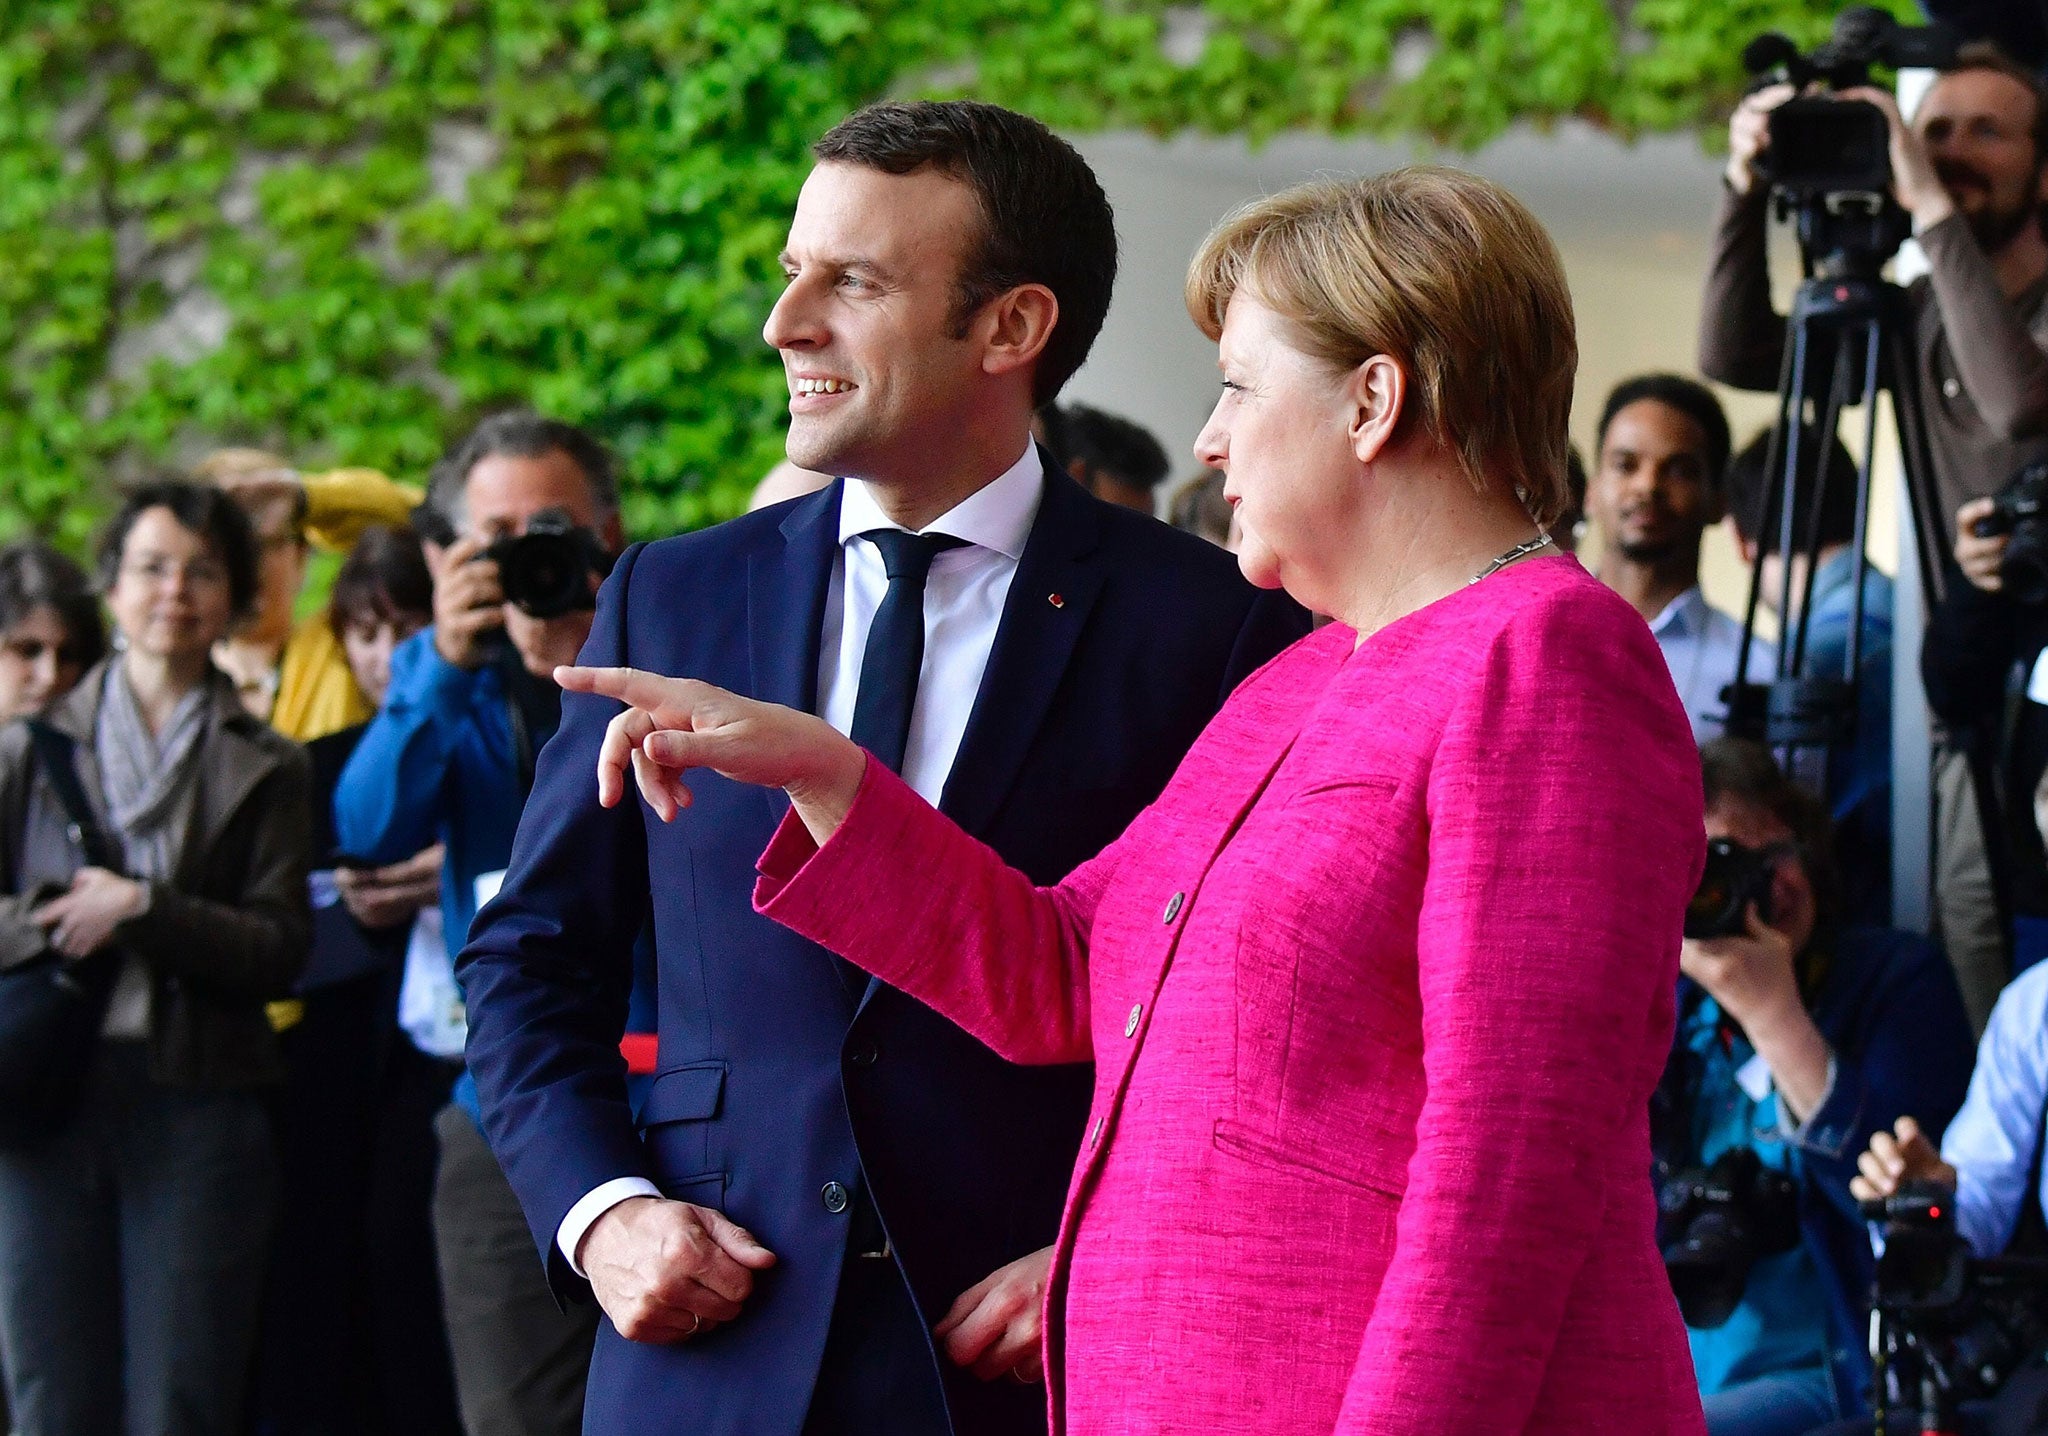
[1685,837,1778,941]
[1744,8,1960,275]
[481,509,613,620]
[1974,461,2048,606]
[1657,1146,1804,1329]
[1863,1183,2048,1407]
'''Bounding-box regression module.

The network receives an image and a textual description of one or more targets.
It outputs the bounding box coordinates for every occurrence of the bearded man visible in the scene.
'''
[1701,41,2048,1033]
[1703,40,2048,527]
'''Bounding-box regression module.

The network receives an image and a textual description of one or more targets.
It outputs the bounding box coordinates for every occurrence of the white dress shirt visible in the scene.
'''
[1649,586,1778,745]
[1944,959,2048,1259]
[555,443,1045,1272]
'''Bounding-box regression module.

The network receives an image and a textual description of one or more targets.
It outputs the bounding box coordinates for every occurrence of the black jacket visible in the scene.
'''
[0,663,314,1089]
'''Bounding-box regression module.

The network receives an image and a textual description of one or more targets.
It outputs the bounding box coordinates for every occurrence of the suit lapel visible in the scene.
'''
[746,482,842,716]
[938,461,1104,839]
[748,483,865,1003]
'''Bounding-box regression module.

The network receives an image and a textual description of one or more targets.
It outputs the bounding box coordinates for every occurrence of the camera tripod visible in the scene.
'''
[1724,260,1950,758]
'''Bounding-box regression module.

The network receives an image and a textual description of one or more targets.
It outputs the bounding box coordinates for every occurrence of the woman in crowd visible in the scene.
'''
[0,481,313,1436]
[566,168,1708,1433]
[0,541,105,723]
[1660,740,1971,1436]
[255,524,460,1436]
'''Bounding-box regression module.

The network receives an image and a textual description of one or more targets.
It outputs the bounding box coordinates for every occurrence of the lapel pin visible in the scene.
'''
[1048,593,1065,609]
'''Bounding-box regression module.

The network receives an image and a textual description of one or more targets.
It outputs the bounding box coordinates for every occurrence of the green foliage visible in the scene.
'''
[1,0,1905,545]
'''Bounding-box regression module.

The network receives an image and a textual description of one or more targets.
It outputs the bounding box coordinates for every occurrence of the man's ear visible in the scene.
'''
[1347,354,1406,466]
[979,284,1060,384]
[600,512,625,555]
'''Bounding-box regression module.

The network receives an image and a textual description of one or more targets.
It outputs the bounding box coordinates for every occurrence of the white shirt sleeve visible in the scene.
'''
[1942,962,2048,1258]
[558,1177,664,1277]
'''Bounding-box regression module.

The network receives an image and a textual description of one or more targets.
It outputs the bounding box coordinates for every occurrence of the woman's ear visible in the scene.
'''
[1348,354,1407,465]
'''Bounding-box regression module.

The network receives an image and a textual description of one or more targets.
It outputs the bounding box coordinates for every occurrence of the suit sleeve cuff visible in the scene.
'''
[558,1177,663,1277]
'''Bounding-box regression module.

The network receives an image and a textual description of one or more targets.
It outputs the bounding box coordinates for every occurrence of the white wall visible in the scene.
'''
[1061,122,1895,620]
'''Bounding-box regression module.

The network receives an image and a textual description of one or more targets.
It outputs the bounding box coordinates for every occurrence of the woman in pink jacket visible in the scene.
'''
[564,167,1707,1434]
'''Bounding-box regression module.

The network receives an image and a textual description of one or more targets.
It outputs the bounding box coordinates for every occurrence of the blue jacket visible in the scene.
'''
[457,473,1308,1436]
[1670,925,1975,1411]
[334,632,656,1117]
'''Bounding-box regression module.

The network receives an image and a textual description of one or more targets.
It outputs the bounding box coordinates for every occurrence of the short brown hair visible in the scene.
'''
[813,101,1117,408]
[1184,166,1577,528]
[1700,737,1842,927]
[1941,41,2048,160]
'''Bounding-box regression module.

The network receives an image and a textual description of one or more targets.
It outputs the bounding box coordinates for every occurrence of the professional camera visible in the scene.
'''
[1685,838,1779,941]
[1657,1146,1802,1329]
[481,508,613,619]
[1973,461,2048,606]
[1743,7,1960,275]
[1863,1182,2048,1416]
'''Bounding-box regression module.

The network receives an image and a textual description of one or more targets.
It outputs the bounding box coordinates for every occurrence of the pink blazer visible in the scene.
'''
[757,556,1708,1434]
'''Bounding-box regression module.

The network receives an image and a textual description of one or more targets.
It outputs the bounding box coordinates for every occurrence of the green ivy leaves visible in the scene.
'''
[0,0,1909,546]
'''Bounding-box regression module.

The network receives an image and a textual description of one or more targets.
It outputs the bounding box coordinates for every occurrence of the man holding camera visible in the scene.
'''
[1659,740,1972,1436]
[1849,931,2048,1435]
[1703,41,2048,1027]
[334,412,642,1436]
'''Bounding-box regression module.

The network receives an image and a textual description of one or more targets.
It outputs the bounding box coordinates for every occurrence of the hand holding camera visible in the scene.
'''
[1681,904,1802,1037]
[1839,85,1955,229]
[1957,495,2012,592]
[430,533,508,671]
[1852,1114,1959,1205]
[1727,82,1796,197]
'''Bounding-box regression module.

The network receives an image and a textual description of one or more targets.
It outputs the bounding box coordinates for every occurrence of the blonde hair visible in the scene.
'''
[1184,166,1577,528]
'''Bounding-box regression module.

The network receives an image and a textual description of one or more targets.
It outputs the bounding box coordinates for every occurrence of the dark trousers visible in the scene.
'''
[253,983,463,1436]
[800,1255,951,1436]
[0,1042,276,1436]
[434,1103,599,1436]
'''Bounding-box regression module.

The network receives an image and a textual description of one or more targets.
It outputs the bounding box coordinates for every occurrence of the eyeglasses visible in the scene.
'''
[119,556,230,589]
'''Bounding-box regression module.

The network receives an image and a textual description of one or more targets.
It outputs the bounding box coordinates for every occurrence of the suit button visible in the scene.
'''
[848,1042,879,1068]
[1124,1003,1142,1038]
[1943,376,1962,399]
[1163,892,1184,924]
[822,1181,850,1214]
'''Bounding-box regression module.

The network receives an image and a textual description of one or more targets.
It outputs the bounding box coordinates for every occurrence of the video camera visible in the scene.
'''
[1743,7,1961,276]
[1863,1182,2048,1423]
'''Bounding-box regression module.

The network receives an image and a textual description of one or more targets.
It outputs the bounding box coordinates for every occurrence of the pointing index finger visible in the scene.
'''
[556,665,692,711]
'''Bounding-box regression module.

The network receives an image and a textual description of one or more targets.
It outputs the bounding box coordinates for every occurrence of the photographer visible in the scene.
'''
[1849,921,2048,1434]
[1704,43,2048,529]
[1659,740,1973,1436]
[1924,491,2048,1006]
[333,413,639,1436]
[1706,39,2048,1055]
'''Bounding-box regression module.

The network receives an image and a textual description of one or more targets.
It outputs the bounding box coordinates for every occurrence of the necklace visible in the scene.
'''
[1468,532,1554,586]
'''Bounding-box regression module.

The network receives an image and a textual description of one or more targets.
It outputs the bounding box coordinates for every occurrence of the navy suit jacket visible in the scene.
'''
[458,468,1307,1436]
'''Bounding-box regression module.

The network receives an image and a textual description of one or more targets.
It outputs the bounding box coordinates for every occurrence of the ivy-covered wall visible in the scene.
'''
[2,0,1909,544]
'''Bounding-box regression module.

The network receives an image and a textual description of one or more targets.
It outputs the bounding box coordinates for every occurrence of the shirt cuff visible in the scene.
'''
[558,1177,663,1277]
[1779,1055,1840,1142]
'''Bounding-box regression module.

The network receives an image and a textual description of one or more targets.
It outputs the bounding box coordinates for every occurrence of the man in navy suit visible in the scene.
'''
[457,99,1306,1436]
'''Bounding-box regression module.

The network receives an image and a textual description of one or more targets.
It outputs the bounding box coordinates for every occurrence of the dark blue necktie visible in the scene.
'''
[848,529,968,775]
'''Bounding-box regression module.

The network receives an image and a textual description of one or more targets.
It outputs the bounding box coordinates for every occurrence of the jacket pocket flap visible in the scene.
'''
[640,1063,726,1126]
